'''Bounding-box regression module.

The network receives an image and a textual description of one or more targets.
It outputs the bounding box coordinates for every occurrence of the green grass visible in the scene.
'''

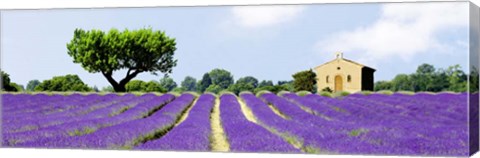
[318,91,332,97]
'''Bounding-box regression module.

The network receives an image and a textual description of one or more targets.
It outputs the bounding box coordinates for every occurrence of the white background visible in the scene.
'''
[0,0,479,158]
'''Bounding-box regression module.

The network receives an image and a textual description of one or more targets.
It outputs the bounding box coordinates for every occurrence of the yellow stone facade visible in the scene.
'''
[314,52,375,93]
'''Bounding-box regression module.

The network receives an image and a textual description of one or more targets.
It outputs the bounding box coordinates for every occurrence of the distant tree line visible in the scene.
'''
[1,68,318,94]
[4,63,475,94]
[375,63,478,92]
[101,68,316,94]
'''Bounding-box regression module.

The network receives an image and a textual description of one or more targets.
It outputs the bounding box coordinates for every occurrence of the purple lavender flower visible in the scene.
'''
[135,94,215,151]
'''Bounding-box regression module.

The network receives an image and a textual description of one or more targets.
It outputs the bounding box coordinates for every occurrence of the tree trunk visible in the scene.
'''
[113,84,127,92]
[102,70,141,93]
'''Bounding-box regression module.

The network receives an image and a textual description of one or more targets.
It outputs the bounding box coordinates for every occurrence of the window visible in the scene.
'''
[326,76,329,83]
[347,75,352,82]
[337,67,341,70]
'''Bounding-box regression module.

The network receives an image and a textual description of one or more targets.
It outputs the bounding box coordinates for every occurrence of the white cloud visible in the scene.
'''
[315,2,468,64]
[231,5,304,28]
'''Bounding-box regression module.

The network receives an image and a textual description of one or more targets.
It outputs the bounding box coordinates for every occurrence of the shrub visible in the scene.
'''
[377,90,394,95]
[183,91,200,97]
[359,91,373,95]
[253,86,277,94]
[296,90,312,96]
[205,84,223,94]
[321,87,333,93]
[318,91,332,97]
[255,90,272,97]
[219,90,235,96]
[277,90,292,97]
[397,91,415,95]
[227,83,254,95]
[239,91,254,96]
[35,74,91,92]
[172,87,186,93]
[333,91,350,97]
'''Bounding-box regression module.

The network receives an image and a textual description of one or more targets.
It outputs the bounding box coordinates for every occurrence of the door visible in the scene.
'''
[335,75,343,92]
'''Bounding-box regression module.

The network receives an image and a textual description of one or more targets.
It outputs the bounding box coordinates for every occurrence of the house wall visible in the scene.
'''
[315,59,363,93]
[361,67,375,91]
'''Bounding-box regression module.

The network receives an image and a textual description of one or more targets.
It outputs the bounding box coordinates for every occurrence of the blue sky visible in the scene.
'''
[1,2,470,88]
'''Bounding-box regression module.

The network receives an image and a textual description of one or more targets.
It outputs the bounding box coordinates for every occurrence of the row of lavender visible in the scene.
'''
[2,93,176,146]
[260,92,469,156]
[1,92,471,156]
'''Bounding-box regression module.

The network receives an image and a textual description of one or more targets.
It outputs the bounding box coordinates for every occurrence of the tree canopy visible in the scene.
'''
[66,28,177,92]
[258,80,274,88]
[196,73,212,92]
[26,80,41,91]
[228,82,255,95]
[181,76,197,91]
[292,69,317,92]
[209,69,234,89]
[236,76,259,88]
[126,80,166,92]
[205,84,222,94]
[34,74,91,92]
[1,71,20,92]
[374,63,469,92]
[159,77,177,91]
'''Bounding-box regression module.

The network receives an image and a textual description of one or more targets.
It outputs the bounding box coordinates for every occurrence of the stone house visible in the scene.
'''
[314,52,375,93]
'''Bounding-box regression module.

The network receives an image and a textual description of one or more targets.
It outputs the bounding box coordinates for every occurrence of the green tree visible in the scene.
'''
[374,81,392,91]
[10,83,24,92]
[416,63,436,74]
[181,76,196,91]
[209,69,234,89]
[126,80,166,92]
[66,28,177,92]
[125,80,147,92]
[205,84,222,94]
[171,87,186,93]
[237,76,259,88]
[101,86,115,92]
[411,63,436,91]
[228,83,255,95]
[159,77,177,91]
[277,80,294,92]
[258,80,274,88]
[253,86,278,94]
[196,73,212,92]
[1,71,17,91]
[144,81,166,92]
[445,65,467,92]
[92,86,100,92]
[26,80,41,91]
[391,74,413,91]
[292,69,317,92]
[35,74,91,92]
[428,69,449,92]
[470,67,479,92]
[278,80,293,85]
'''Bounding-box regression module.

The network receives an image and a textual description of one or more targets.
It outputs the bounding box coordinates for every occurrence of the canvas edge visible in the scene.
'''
[469,1,480,156]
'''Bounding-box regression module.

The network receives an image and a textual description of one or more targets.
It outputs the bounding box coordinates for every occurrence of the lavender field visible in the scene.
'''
[0,92,471,156]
